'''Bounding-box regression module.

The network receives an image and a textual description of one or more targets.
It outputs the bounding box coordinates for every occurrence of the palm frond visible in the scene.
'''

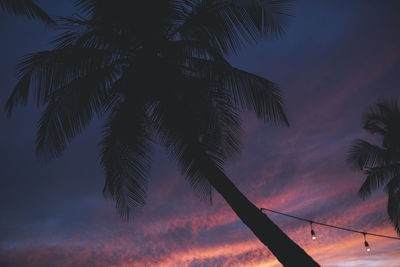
[347,139,387,170]
[0,0,55,24]
[157,124,218,204]
[362,99,399,135]
[76,0,182,40]
[186,58,288,125]
[162,39,288,126]
[52,17,97,49]
[358,164,400,199]
[100,101,152,220]
[151,80,239,202]
[53,16,136,51]
[386,176,400,235]
[5,48,117,116]
[36,65,118,158]
[4,71,32,116]
[221,66,288,125]
[164,40,228,63]
[177,0,292,54]
[75,0,98,16]
[209,93,243,156]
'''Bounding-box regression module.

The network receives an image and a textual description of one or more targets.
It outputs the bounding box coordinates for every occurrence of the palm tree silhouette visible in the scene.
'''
[5,1,319,265]
[0,0,54,24]
[348,99,400,235]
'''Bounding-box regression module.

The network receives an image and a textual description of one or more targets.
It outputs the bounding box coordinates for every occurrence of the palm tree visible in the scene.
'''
[348,99,400,235]
[5,1,319,265]
[0,0,54,24]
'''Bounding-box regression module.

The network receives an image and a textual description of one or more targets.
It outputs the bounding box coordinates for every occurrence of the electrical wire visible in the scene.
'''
[260,207,400,240]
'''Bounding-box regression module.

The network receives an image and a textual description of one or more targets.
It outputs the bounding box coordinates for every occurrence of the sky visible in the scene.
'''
[1,0,400,266]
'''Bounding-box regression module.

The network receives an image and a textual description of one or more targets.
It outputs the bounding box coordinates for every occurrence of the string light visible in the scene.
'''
[310,221,316,240]
[260,207,400,251]
[364,233,371,252]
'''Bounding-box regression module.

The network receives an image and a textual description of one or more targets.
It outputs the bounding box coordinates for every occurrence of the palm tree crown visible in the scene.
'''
[348,99,400,234]
[6,0,289,218]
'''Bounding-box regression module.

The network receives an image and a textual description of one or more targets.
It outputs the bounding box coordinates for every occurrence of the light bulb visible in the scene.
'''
[311,229,316,240]
[364,241,371,252]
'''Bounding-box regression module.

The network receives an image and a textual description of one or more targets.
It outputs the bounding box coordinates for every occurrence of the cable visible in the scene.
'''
[260,207,400,240]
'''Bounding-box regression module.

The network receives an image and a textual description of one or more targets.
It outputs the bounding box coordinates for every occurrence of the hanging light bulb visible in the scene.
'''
[364,241,371,252]
[311,229,316,240]
[310,222,316,240]
[363,233,371,252]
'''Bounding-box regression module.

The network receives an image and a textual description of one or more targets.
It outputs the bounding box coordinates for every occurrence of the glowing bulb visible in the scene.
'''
[311,229,316,240]
[364,241,371,252]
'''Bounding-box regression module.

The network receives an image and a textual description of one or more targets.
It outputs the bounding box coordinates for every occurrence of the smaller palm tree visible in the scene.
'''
[348,99,400,234]
[0,0,54,24]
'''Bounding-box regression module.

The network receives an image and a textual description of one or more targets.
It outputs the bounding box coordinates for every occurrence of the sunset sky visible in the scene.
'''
[1,0,400,266]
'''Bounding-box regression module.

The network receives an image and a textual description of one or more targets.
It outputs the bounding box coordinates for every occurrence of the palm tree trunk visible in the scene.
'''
[207,172,320,266]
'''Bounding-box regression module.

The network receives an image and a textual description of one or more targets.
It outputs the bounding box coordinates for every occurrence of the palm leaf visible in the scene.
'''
[53,16,137,51]
[208,93,243,156]
[157,122,219,204]
[177,0,292,54]
[362,100,399,135]
[347,139,387,170]
[75,0,182,39]
[74,0,97,16]
[100,101,152,220]
[0,0,55,24]
[164,40,228,63]
[36,65,118,158]
[5,48,116,116]
[386,176,400,235]
[151,76,243,202]
[358,164,400,199]
[185,57,288,125]
[163,39,288,126]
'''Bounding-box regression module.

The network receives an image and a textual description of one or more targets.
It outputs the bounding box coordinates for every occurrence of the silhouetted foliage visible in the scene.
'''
[0,0,54,24]
[6,0,289,218]
[6,1,320,266]
[348,99,400,235]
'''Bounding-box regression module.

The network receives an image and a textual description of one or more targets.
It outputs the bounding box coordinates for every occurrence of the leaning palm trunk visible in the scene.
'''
[208,171,320,266]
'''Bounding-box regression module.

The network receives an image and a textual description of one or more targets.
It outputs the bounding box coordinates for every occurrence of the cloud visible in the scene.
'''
[2,1,400,267]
